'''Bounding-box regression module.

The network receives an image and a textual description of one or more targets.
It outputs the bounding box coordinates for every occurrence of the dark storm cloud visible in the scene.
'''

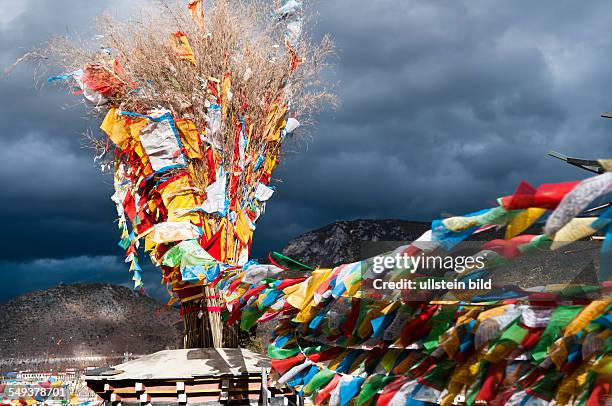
[1,1,611,299]
[0,256,166,303]
[0,0,149,264]
[251,0,612,254]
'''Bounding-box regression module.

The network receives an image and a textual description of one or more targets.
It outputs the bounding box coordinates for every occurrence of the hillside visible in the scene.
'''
[282,219,431,268]
[0,284,182,370]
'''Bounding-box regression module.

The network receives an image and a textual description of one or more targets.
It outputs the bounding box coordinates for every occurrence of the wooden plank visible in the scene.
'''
[176,381,185,392]
[548,150,603,174]
[262,367,270,406]
[111,388,137,395]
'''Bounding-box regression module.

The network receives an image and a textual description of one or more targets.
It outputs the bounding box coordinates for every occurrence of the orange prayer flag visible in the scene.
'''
[187,0,205,30]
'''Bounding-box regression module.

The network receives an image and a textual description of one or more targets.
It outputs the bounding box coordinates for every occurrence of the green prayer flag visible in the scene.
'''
[303,345,325,355]
[531,305,583,362]
[118,237,131,250]
[161,239,215,268]
[423,304,458,352]
[499,320,528,345]
[303,368,336,395]
[270,251,314,271]
[240,307,263,330]
[267,344,299,359]
[356,374,395,406]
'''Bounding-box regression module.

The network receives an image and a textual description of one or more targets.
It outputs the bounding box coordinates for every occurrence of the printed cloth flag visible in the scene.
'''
[187,0,205,29]
[531,305,584,362]
[100,108,131,149]
[505,208,546,239]
[545,172,612,236]
[72,68,109,105]
[550,217,598,250]
[356,375,395,405]
[175,118,202,158]
[128,110,187,171]
[442,206,512,232]
[234,210,252,244]
[564,300,610,336]
[149,221,201,244]
[160,174,200,223]
[255,182,275,201]
[161,239,216,270]
[389,379,420,405]
[314,374,341,405]
[285,117,300,133]
[170,32,196,64]
[501,180,580,210]
[264,103,287,141]
[303,368,336,395]
[205,104,223,150]
[199,174,227,215]
[377,376,411,406]
[278,360,313,385]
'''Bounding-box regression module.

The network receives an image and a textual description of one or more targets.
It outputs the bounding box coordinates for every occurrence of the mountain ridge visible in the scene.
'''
[0,283,182,370]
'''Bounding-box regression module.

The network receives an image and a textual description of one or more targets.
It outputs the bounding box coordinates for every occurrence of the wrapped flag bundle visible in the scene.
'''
[29,0,335,347]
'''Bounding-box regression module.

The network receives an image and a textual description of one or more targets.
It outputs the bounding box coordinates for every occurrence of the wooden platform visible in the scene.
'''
[85,349,296,405]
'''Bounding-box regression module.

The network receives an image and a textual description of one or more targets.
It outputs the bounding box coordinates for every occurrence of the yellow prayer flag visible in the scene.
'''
[549,338,569,369]
[170,32,197,65]
[285,268,333,310]
[476,305,509,322]
[144,234,156,252]
[160,175,200,224]
[264,104,287,141]
[592,354,612,375]
[598,159,612,172]
[234,210,252,245]
[176,119,202,158]
[221,74,232,117]
[551,217,597,250]
[564,300,611,336]
[100,108,131,149]
[484,340,516,363]
[505,208,546,239]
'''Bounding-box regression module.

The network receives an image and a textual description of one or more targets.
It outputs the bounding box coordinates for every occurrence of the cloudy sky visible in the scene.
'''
[1,0,611,302]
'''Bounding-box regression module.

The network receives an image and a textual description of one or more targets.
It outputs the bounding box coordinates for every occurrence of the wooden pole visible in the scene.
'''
[181,288,240,348]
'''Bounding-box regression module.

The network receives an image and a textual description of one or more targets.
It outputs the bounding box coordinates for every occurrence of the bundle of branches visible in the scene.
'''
[18,0,335,347]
